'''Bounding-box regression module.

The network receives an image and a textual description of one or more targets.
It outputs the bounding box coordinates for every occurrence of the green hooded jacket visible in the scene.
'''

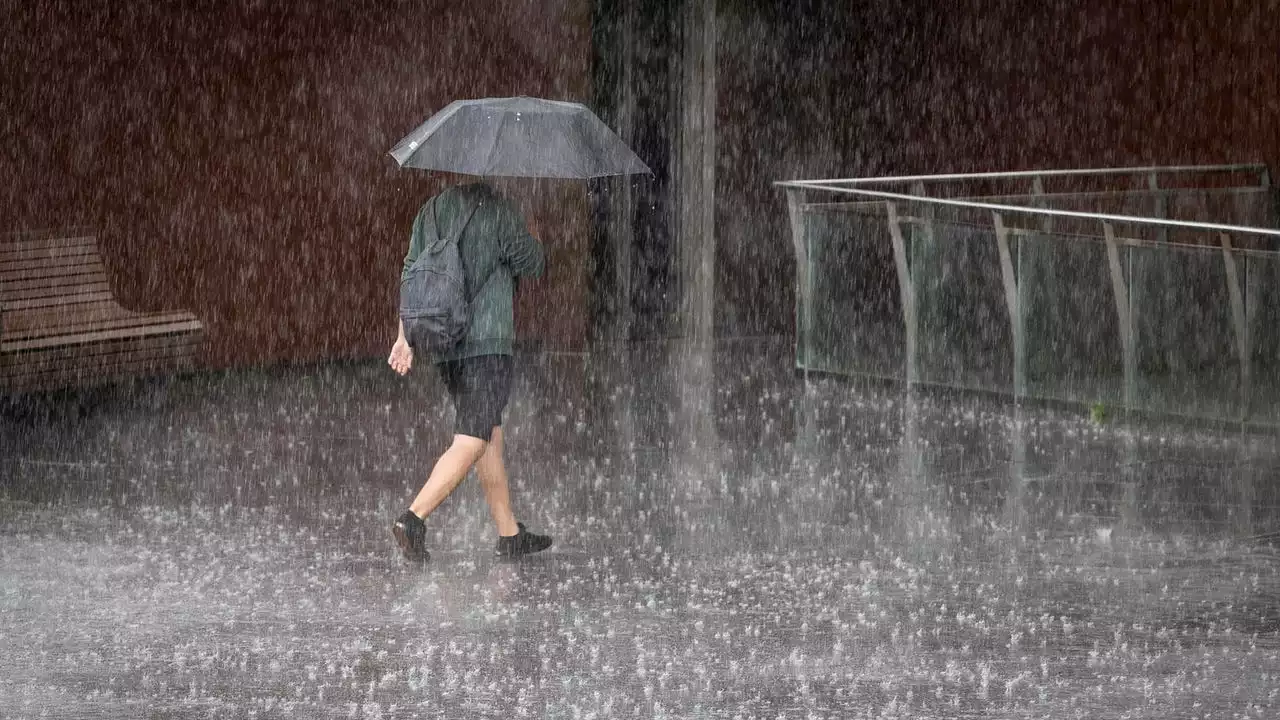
[401,182,544,362]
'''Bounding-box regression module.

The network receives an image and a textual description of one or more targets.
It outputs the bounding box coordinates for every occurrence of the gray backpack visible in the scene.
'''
[399,196,483,354]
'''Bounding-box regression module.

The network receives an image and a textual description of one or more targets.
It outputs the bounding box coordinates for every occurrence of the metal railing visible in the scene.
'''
[782,162,1271,186]
[779,164,1279,237]
[775,164,1280,425]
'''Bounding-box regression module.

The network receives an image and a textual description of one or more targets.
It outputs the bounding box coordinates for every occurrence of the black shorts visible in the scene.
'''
[436,354,513,441]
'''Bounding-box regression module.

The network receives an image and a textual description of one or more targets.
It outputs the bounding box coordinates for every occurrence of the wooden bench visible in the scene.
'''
[1,231,204,394]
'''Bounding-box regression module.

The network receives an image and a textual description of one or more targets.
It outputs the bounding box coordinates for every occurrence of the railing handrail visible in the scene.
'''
[777,163,1269,187]
[776,182,1280,237]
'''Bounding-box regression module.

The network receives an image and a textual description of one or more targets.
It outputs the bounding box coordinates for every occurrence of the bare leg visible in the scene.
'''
[409,434,488,519]
[475,426,520,537]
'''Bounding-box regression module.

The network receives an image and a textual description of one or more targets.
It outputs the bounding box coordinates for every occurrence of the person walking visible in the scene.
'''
[388,179,552,562]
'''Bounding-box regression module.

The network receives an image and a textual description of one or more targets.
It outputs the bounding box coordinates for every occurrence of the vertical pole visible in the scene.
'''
[1117,193,1143,524]
[1025,175,1053,392]
[1149,171,1169,244]
[676,0,716,344]
[786,188,811,375]
[1265,166,1280,236]
[607,0,636,342]
[1220,232,1250,421]
[615,2,636,341]
[1031,175,1053,233]
[915,188,937,385]
[672,0,719,509]
[698,0,716,340]
[886,201,917,385]
[1143,172,1169,383]
[613,193,635,342]
[1103,222,1137,412]
[589,0,633,342]
[993,213,1025,399]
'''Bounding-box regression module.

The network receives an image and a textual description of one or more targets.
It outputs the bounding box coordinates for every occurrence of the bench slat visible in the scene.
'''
[0,235,97,255]
[4,292,121,311]
[0,254,110,275]
[0,268,110,288]
[4,329,200,361]
[1,300,131,327]
[3,269,110,288]
[2,335,203,373]
[2,285,113,304]
[2,319,204,353]
[3,311,198,340]
[2,252,106,269]
[0,247,99,267]
[2,281,114,304]
[3,276,112,296]
[4,302,141,328]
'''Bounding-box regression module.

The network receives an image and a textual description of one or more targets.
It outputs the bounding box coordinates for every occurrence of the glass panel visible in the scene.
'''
[799,205,904,380]
[912,220,1013,393]
[1130,242,1242,421]
[1246,251,1280,425]
[1021,231,1127,407]
[790,185,1280,427]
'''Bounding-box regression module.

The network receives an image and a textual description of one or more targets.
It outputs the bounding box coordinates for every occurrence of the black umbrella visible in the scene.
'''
[388,96,650,179]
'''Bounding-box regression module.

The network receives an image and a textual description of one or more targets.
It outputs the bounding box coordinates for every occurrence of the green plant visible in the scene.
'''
[1089,401,1107,424]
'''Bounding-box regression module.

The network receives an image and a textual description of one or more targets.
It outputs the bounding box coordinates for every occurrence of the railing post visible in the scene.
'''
[786,188,811,378]
[1149,172,1170,242]
[886,201,918,386]
[1103,222,1137,412]
[993,213,1025,399]
[1030,175,1054,233]
[1219,232,1250,420]
[1264,166,1280,235]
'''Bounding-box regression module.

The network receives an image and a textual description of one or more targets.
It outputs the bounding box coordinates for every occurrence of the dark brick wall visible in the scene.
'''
[2,0,591,368]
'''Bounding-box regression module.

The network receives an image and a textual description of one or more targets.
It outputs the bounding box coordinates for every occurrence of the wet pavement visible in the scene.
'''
[2,339,1280,719]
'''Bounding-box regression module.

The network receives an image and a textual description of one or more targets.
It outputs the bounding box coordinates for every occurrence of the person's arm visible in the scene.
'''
[500,208,545,279]
[389,319,413,375]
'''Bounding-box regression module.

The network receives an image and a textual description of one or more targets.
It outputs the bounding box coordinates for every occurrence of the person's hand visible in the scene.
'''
[388,337,413,376]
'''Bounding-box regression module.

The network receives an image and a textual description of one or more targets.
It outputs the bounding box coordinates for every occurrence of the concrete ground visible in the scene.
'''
[2,339,1279,719]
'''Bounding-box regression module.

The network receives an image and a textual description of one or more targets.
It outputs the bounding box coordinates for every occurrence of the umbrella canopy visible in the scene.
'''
[388,96,651,179]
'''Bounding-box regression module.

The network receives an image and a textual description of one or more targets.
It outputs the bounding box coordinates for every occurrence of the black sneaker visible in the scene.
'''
[495,523,552,559]
[392,510,430,562]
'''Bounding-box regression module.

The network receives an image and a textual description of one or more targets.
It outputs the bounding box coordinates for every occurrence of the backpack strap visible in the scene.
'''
[439,195,491,301]
[429,192,482,252]
[432,188,501,301]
